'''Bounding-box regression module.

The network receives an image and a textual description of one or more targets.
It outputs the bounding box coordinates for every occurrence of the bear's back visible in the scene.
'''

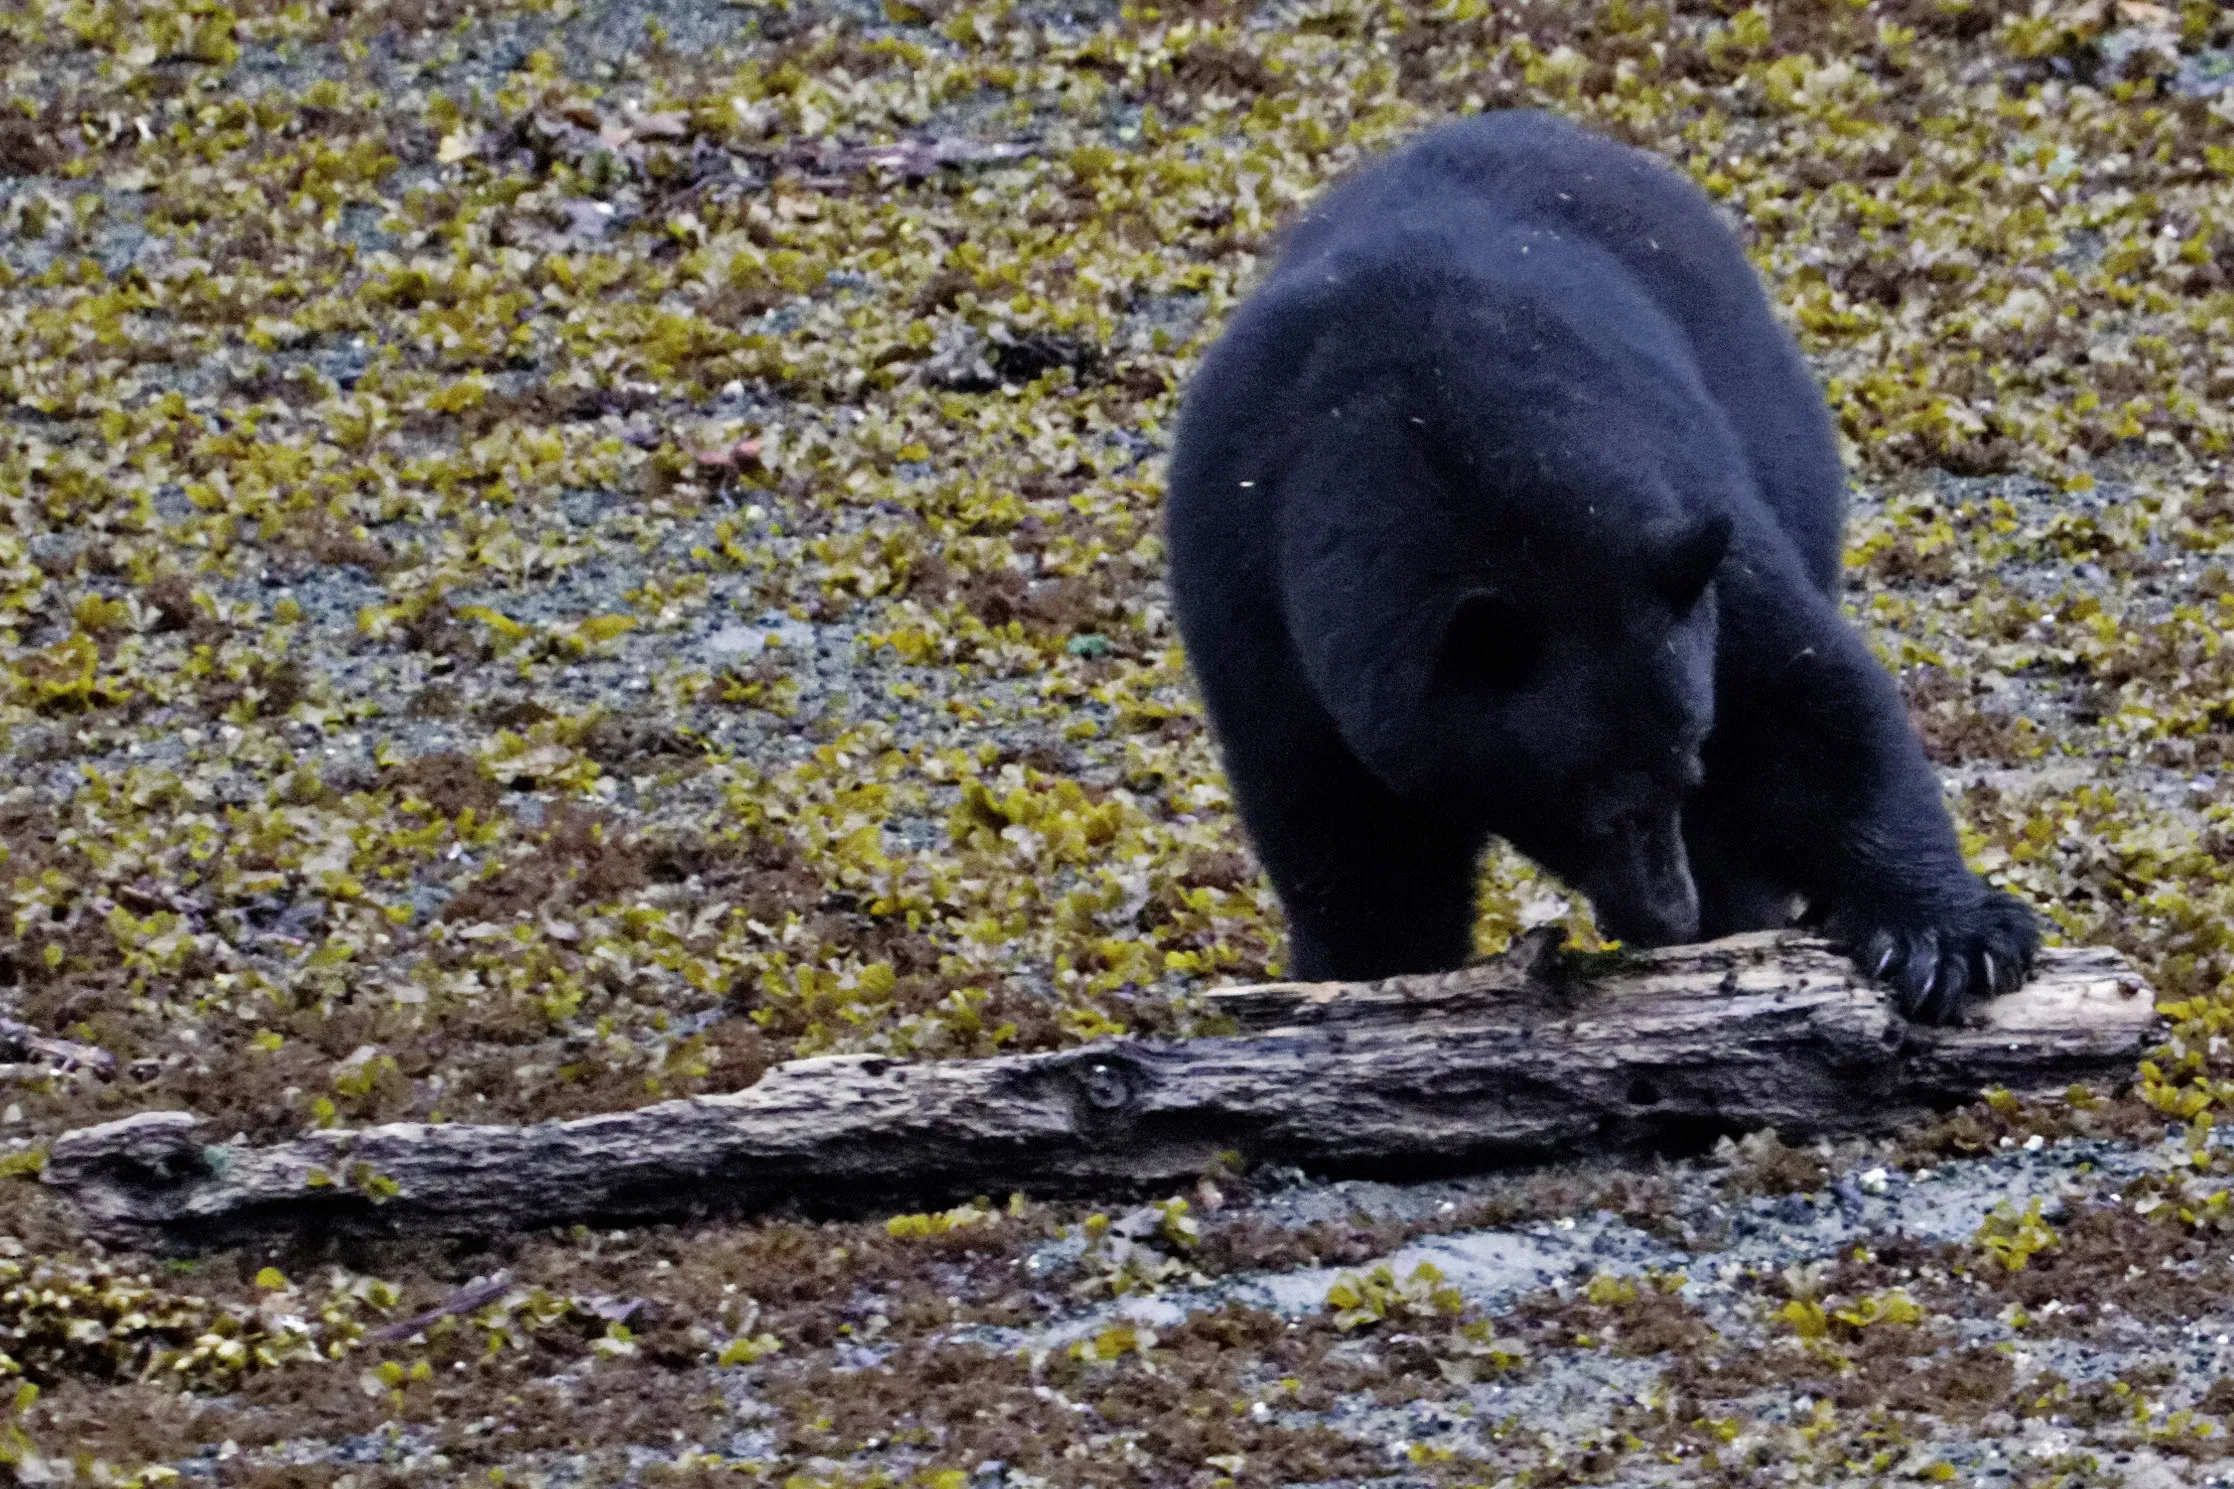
[1269,111,1847,597]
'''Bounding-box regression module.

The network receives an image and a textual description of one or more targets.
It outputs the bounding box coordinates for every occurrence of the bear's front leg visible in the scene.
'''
[1193,670,1484,982]
[1704,559,2040,1024]
[1227,726,1486,984]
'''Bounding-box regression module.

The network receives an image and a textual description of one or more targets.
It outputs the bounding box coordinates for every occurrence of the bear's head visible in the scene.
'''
[1420,510,1729,947]
[1266,283,1743,949]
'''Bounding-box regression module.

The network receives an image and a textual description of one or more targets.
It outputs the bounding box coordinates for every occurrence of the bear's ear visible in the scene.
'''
[1648,512,1732,613]
[1434,590,1539,695]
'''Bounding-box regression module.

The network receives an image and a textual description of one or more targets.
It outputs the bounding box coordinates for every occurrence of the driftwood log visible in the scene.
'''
[44,931,2157,1249]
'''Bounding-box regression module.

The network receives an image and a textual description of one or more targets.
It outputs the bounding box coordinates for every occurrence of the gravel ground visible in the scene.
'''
[9,0,2234,1481]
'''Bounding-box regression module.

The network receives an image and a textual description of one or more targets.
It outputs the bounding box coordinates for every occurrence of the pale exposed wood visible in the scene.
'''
[42,933,2158,1250]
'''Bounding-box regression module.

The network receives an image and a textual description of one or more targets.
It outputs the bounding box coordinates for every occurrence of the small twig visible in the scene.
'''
[369,1270,514,1344]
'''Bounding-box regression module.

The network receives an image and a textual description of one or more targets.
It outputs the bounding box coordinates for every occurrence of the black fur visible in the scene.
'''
[1164,110,2037,1023]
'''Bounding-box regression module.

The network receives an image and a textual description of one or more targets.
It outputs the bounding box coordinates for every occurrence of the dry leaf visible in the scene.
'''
[630,111,688,140]
[695,438,764,467]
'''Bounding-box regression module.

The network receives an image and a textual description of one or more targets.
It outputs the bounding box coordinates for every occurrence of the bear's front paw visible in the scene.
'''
[1841,890,2039,1025]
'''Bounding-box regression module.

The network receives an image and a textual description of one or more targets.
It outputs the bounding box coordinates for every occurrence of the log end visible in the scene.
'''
[43,1110,215,1241]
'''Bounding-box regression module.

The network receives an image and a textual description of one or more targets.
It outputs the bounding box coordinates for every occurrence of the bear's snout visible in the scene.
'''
[1587,812,1700,948]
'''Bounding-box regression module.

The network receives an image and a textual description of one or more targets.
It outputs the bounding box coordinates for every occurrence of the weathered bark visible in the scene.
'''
[0,1016,115,1077]
[44,932,2157,1250]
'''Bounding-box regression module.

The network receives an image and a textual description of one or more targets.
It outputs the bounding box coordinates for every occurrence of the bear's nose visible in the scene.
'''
[1635,890,1700,947]
[1641,820,1701,943]
[1595,811,1699,947]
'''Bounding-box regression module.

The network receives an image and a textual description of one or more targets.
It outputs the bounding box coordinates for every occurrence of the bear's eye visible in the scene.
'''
[1435,592,1539,694]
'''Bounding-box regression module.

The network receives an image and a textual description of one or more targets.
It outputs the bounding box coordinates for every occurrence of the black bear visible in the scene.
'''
[1164,109,2036,1023]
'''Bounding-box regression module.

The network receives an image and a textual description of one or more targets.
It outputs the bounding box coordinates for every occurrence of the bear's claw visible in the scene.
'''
[1843,890,2037,1025]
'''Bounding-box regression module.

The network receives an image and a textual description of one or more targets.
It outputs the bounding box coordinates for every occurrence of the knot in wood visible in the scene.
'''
[1030,1048,1148,1123]
[46,1110,212,1196]
[1081,1060,1132,1110]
